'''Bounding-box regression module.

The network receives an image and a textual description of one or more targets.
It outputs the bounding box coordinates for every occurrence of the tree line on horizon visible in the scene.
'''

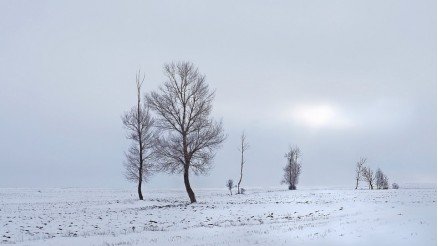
[354,158,398,190]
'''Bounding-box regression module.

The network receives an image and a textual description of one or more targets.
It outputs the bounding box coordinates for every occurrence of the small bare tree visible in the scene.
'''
[355,158,366,189]
[361,166,374,190]
[146,61,226,203]
[122,72,155,200]
[392,183,399,189]
[226,179,234,195]
[237,132,249,194]
[281,147,302,190]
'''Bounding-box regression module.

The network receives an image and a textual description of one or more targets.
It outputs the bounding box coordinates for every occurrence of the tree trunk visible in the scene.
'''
[137,179,143,200]
[137,81,144,201]
[138,151,143,200]
[355,178,359,190]
[184,167,196,203]
[237,152,243,194]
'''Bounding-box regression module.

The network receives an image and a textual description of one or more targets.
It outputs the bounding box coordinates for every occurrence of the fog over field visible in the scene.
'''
[0,0,436,189]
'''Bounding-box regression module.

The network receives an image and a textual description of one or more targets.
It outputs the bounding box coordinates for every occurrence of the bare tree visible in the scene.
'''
[392,183,399,189]
[382,175,389,189]
[375,168,384,189]
[226,179,234,195]
[146,61,226,203]
[361,166,374,190]
[355,158,366,189]
[281,147,302,190]
[375,168,390,190]
[122,72,155,200]
[237,132,249,194]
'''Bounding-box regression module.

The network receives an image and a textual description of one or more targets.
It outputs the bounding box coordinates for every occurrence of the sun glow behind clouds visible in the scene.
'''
[289,104,352,129]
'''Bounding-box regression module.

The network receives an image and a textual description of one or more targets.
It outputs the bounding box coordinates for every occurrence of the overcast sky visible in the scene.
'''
[0,0,436,190]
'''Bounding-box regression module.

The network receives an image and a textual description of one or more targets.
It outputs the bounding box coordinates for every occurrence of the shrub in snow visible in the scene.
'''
[226,179,234,195]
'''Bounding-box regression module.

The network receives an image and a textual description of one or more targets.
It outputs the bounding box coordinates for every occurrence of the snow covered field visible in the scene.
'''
[1,187,436,245]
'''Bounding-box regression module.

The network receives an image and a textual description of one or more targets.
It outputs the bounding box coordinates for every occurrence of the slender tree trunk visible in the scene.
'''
[137,81,144,200]
[237,150,243,194]
[355,178,359,190]
[289,157,293,190]
[184,166,196,203]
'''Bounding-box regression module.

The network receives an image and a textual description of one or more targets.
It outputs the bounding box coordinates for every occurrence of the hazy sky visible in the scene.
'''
[0,0,436,190]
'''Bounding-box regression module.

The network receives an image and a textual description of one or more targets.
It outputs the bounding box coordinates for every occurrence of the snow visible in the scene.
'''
[1,187,436,245]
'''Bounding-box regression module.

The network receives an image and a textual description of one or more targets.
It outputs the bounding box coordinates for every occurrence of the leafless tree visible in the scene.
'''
[375,168,390,190]
[237,132,249,194]
[375,168,384,189]
[226,179,234,195]
[146,61,226,203]
[392,183,399,189]
[382,175,389,189]
[361,166,374,189]
[355,158,366,189]
[122,72,155,200]
[281,146,302,190]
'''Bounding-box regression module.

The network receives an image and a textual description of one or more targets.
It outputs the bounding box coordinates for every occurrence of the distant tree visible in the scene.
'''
[122,72,155,200]
[355,158,366,189]
[226,179,234,195]
[146,61,226,203]
[361,166,374,190]
[392,183,399,189]
[375,168,389,190]
[375,168,384,189]
[281,147,302,190]
[237,132,249,194]
[382,175,389,189]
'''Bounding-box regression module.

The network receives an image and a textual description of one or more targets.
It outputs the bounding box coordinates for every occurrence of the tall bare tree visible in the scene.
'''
[281,146,302,190]
[237,132,249,194]
[361,166,374,190]
[355,158,366,189]
[122,72,155,200]
[146,61,226,203]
